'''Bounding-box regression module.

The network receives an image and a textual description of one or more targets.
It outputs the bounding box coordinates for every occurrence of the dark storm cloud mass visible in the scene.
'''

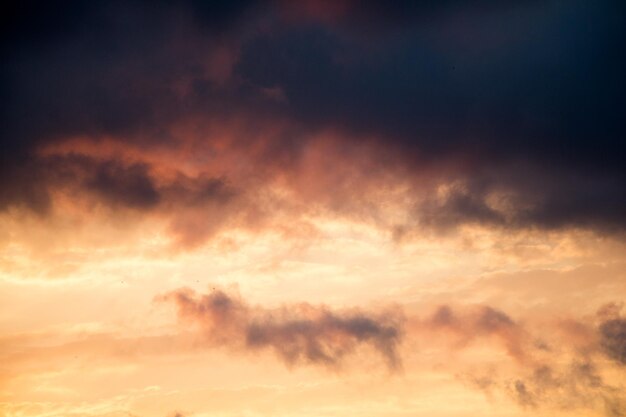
[0,0,274,215]
[238,1,625,165]
[235,1,626,232]
[1,0,624,233]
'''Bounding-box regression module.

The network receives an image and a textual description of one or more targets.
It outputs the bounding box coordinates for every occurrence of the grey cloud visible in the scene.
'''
[159,287,404,370]
[599,319,626,366]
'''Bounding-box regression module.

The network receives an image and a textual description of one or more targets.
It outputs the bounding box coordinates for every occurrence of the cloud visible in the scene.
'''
[85,160,161,209]
[237,1,625,171]
[33,152,234,209]
[0,0,624,240]
[465,359,625,416]
[411,166,626,234]
[159,288,626,377]
[158,287,404,370]
[157,288,626,415]
[484,305,626,416]
[3,284,624,415]
[599,317,626,366]
[235,0,626,233]
[420,304,531,364]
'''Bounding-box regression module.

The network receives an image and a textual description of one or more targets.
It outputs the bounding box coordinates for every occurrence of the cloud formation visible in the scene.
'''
[443,303,626,416]
[599,317,626,366]
[422,304,529,362]
[465,359,625,416]
[1,0,624,243]
[158,286,626,416]
[159,287,404,370]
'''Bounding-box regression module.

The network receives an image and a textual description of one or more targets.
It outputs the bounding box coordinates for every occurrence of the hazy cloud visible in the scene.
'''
[159,287,404,370]
[600,319,626,365]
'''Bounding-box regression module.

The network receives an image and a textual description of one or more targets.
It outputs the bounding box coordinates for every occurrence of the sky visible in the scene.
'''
[1,1,625,416]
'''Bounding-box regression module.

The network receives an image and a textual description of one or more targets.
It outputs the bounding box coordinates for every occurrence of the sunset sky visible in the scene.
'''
[1,1,625,416]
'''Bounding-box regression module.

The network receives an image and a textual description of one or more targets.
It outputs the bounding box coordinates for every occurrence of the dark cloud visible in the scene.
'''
[600,319,626,366]
[86,161,160,209]
[412,165,626,233]
[16,153,241,245]
[40,154,234,212]
[281,0,545,34]
[238,1,625,170]
[0,0,273,215]
[1,0,624,236]
[0,154,51,214]
[159,289,552,372]
[596,303,626,366]
[159,287,404,370]
[1,0,264,47]
[236,1,626,232]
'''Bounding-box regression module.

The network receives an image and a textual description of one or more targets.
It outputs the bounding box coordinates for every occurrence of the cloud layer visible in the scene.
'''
[1,0,624,244]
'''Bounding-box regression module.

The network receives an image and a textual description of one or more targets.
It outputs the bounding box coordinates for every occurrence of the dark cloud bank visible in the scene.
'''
[1,0,625,237]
